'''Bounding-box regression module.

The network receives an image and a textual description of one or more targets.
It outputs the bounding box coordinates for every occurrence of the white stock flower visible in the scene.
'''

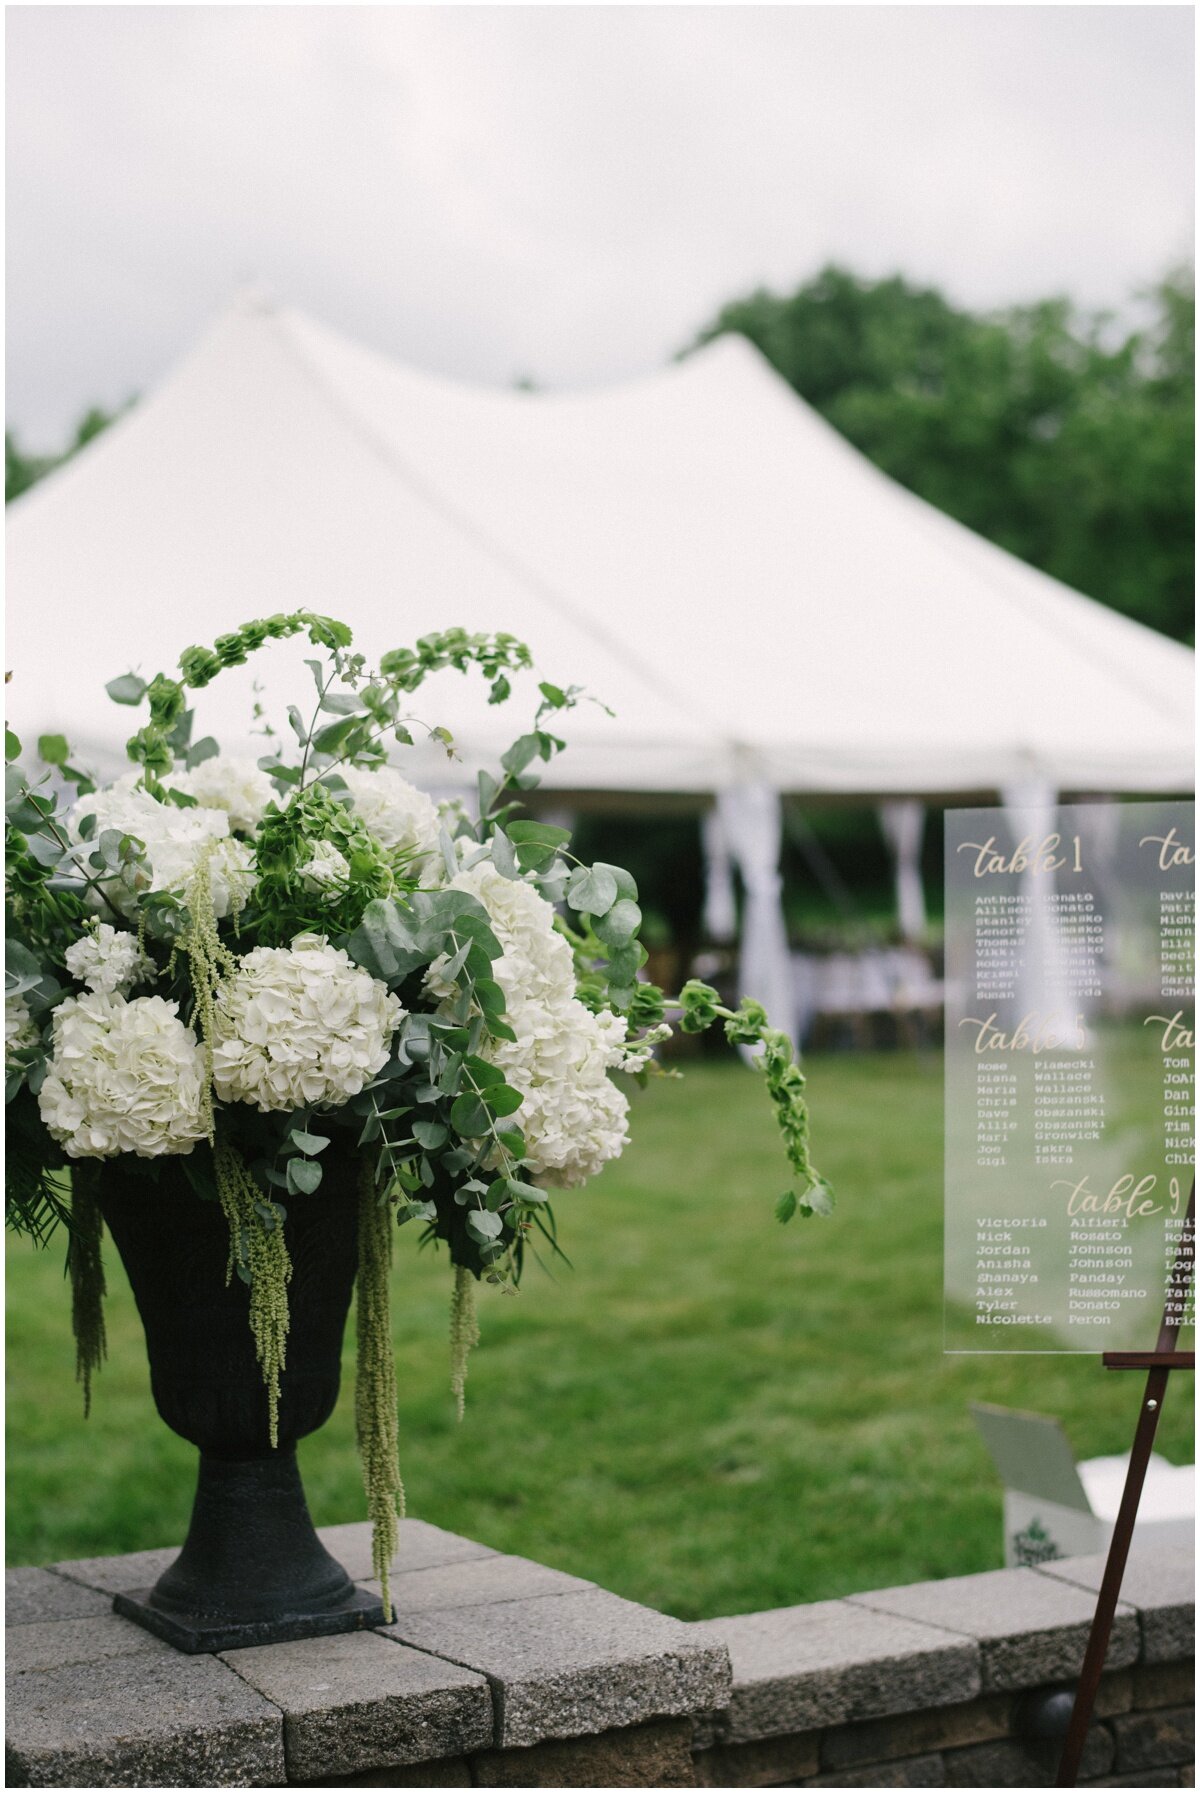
[171,755,275,834]
[298,840,351,895]
[67,776,255,919]
[37,992,208,1159]
[211,933,403,1112]
[428,861,630,1188]
[5,991,39,1065]
[338,765,443,870]
[64,924,154,996]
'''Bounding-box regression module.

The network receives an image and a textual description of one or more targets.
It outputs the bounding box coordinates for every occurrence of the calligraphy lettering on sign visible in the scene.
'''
[1055,1173,1166,1221]
[957,834,1084,878]
[959,1011,1087,1054]
[946,799,1195,1355]
[1145,1012,1196,1053]
[1138,827,1195,871]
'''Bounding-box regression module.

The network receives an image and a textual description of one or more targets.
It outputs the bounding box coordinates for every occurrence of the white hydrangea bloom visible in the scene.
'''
[171,755,275,835]
[5,991,39,1065]
[64,923,154,996]
[298,840,351,895]
[428,861,630,1188]
[37,992,208,1159]
[485,992,631,1188]
[435,862,576,1005]
[66,776,255,919]
[338,765,443,871]
[211,933,403,1112]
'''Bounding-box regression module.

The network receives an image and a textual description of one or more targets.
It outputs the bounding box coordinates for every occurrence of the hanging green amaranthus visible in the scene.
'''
[356,1159,404,1622]
[449,1264,479,1424]
[69,1171,107,1418]
[181,848,237,1144]
[215,1140,292,1448]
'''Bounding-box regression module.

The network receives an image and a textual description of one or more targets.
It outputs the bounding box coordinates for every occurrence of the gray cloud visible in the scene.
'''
[6,5,1193,447]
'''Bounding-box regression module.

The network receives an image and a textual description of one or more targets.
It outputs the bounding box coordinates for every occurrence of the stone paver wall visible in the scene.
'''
[5,1527,1193,1787]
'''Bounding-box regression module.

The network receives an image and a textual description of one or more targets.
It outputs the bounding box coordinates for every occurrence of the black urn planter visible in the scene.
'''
[96,1161,384,1652]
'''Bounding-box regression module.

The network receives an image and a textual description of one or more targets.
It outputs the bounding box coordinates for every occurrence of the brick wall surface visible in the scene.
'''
[5,1528,1193,1788]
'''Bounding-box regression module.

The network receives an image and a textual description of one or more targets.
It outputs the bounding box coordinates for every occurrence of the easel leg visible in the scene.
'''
[1055,1363,1171,1786]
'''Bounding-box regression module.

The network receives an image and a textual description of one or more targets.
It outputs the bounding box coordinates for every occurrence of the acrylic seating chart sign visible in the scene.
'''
[945,800,1195,1354]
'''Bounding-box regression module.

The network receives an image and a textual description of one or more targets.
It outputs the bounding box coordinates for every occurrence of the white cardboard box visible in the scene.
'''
[971,1402,1195,1567]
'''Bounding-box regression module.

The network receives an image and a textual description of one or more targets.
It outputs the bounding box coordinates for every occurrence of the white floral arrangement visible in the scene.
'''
[6,610,829,1610]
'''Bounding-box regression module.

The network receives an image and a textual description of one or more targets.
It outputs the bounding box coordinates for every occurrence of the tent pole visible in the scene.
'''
[718,781,796,1050]
[879,799,927,941]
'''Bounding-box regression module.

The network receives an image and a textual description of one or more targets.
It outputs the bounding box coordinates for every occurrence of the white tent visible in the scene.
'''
[7,294,1194,1031]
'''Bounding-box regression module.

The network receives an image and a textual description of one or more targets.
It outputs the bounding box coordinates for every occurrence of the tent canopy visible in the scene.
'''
[6,292,1193,796]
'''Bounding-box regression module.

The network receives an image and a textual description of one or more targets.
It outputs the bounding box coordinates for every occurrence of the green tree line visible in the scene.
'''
[692,264,1194,643]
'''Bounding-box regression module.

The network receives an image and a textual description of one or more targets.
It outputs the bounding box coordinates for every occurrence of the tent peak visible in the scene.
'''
[228,282,278,317]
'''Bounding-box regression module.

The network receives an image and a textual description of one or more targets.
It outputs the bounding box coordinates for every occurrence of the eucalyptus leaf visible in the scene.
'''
[472,978,506,1019]
[288,1158,323,1194]
[319,691,362,716]
[490,826,519,880]
[567,864,618,915]
[500,734,540,776]
[186,737,220,769]
[439,826,459,881]
[604,941,644,986]
[506,820,571,850]
[311,715,360,754]
[345,898,428,984]
[441,938,471,983]
[595,861,638,901]
[23,833,68,869]
[594,898,642,946]
[450,1093,490,1138]
[478,769,499,815]
[290,1129,330,1155]
[105,673,147,707]
[463,1056,505,1090]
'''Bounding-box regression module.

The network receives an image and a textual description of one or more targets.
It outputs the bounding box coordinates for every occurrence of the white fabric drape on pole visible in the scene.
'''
[716,781,795,1043]
[701,804,738,942]
[879,799,927,941]
[1000,779,1072,1032]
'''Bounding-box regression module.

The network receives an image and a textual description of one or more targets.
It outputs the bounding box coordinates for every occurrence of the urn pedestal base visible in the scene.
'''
[96,1165,378,1653]
[113,1582,385,1655]
[111,1451,385,1653]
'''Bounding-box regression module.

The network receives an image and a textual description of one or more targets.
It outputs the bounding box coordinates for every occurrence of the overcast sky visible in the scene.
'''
[6,5,1194,449]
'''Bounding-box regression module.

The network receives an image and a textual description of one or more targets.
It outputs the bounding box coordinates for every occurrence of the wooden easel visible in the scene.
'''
[1055,1185,1195,1787]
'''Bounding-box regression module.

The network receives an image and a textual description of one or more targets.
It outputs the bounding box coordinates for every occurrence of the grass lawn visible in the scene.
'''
[6,1051,1192,1618]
